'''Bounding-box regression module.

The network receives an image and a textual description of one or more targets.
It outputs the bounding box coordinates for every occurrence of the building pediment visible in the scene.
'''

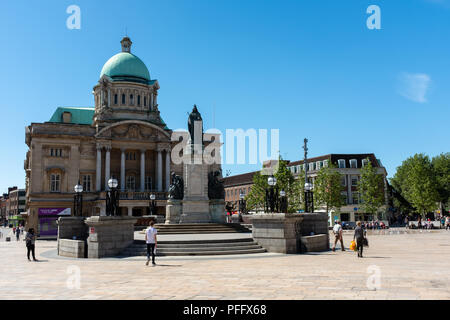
[95,120,171,142]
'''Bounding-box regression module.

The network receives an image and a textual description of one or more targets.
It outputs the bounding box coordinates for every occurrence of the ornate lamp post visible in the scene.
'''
[106,177,119,216]
[279,190,287,213]
[266,176,278,213]
[304,182,314,213]
[149,193,156,215]
[73,181,83,217]
[239,191,246,222]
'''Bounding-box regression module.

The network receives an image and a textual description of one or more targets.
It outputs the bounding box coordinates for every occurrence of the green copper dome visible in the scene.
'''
[100,52,150,83]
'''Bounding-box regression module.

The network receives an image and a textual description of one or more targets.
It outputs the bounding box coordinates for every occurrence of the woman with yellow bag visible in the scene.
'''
[353,221,367,258]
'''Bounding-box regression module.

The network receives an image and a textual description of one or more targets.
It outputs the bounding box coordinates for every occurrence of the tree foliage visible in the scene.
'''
[246,156,303,213]
[358,158,385,215]
[390,153,439,216]
[314,164,343,213]
[432,153,450,210]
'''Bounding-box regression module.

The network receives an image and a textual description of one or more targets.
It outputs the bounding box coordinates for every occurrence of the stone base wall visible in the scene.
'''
[58,239,86,258]
[85,216,137,258]
[57,217,88,240]
[252,213,329,254]
[300,234,328,252]
[165,200,182,224]
[209,199,226,223]
[180,200,211,223]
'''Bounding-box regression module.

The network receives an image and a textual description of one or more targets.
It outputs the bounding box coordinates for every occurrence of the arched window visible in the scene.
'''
[137,95,141,106]
[144,96,147,107]
[126,176,135,191]
[130,94,134,105]
[114,94,118,105]
[122,94,126,105]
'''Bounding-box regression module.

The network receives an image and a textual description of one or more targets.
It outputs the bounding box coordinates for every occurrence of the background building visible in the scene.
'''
[223,153,389,224]
[8,188,26,227]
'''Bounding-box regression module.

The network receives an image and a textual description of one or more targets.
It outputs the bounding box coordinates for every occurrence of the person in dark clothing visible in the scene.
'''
[25,228,37,261]
[353,221,366,258]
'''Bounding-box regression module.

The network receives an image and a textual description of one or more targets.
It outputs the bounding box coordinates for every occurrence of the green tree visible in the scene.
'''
[358,158,385,216]
[391,153,439,217]
[432,153,450,214]
[246,156,303,213]
[314,164,344,214]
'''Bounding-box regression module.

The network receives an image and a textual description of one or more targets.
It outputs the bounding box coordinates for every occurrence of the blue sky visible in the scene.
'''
[0,0,449,193]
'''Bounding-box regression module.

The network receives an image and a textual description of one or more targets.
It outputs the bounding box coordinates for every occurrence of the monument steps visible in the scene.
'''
[139,223,251,235]
[120,238,266,256]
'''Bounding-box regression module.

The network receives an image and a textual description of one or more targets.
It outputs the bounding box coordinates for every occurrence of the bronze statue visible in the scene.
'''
[188,104,203,143]
[208,170,225,200]
[168,172,184,200]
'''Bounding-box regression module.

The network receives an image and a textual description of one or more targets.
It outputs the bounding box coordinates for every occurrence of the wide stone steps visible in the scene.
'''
[120,238,266,256]
[140,223,251,235]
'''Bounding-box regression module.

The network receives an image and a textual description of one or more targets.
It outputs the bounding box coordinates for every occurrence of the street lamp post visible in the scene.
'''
[239,191,246,222]
[149,193,156,215]
[106,177,119,216]
[74,181,83,217]
[279,190,287,213]
[266,176,278,213]
[303,138,314,213]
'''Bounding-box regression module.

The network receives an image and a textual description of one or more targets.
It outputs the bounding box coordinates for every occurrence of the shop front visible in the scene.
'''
[38,208,71,237]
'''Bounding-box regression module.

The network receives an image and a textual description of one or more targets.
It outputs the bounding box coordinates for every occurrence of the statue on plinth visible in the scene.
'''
[208,170,225,200]
[168,172,184,200]
[188,104,203,144]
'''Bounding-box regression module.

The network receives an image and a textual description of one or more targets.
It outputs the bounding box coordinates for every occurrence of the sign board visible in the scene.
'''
[354,207,358,211]
[38,208,71,216]
[90,227,95,234]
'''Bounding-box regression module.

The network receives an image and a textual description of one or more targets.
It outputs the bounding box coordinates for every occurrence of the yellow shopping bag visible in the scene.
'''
[350,240,356,251]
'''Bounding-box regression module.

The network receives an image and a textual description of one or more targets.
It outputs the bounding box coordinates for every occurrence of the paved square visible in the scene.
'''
[0,228,449,300]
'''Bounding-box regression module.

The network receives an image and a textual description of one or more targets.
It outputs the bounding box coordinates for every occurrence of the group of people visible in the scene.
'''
[332,220,367,258]
[362,220,386,230]
[12,225,24,241]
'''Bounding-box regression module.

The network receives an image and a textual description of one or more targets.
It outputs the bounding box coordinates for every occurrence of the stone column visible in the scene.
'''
[157,149,163,191]
[120,149,126,190]
[165,150,170,191]
[105,146,111,190]
[96,146,102,191]
[140,149,146,192]
[149,93,153,110]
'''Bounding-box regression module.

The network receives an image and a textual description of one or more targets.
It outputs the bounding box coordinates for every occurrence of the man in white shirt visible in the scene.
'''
[332,220,345,252]
[145,220,157,266]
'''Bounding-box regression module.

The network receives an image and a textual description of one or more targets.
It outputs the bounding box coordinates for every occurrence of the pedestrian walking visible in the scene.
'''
[332,220,345,252]
[353,221,366,258]
[145,220,157,266]
[25,228,37,261]
[16,227,20,241]
[445,216,450,231]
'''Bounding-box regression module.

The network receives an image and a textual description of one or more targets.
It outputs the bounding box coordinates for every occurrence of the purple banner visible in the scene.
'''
[38,208,71,216]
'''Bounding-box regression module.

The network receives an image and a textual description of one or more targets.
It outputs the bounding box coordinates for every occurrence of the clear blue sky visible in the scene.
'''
[0,0,449,194]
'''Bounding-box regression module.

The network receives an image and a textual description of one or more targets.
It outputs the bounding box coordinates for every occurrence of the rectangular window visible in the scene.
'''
[338,159,346,168]
[352,193,359,204]
[145,176,152,191]
[50,174,60,192]
[341,192,348,205]
[350,159,357,168]
[362,159,369,167]
[351,176,358,186]
[137,95,141,106]
[82,175,91,192]
[323,160,328,167]
[144,96,147,107]
[114,94,118,105]
[122,94,126,104]
[126,176,135,191]
[341,175,347,186]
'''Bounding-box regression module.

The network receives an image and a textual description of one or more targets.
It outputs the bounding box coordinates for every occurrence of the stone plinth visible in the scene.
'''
[180,200,211,223]
[301,234,328,252]
[57,217,87,240]
[165,200,182,224]
[85,216,137,258]
[209,199,226,223]
[59,239,86,258]
[251,213,329,254]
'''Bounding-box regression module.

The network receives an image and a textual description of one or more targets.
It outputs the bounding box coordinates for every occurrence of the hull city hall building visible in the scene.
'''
[24,37,188,237]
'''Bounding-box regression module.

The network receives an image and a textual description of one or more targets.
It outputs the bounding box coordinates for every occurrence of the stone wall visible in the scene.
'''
[85,216,137,258]
[58,239,86,258]
[300,234,329,252]
[251,213,329,254]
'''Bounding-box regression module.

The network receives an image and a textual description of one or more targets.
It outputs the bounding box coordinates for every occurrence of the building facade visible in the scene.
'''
[24,37,185,237]
[8,188,26,227]
[0,194,8,225]
[223,153,389,224]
